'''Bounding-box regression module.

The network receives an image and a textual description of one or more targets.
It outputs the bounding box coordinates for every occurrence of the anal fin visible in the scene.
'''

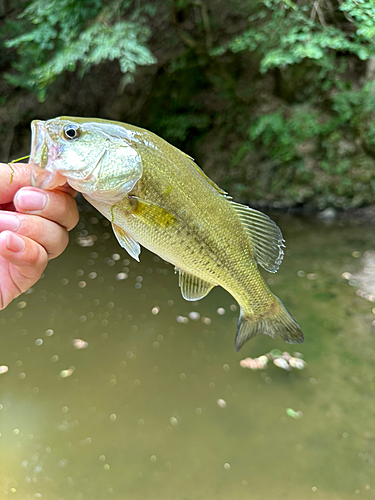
[177,268,215,301]
[112,223,141,262]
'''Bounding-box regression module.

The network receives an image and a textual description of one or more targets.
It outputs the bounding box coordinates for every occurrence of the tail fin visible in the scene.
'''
[234,296,304,351]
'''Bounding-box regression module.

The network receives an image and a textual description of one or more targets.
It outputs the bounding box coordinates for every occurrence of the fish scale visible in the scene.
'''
[29,116,304,350]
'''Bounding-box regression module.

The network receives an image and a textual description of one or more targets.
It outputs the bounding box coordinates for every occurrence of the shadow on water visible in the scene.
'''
[0,205,375,499]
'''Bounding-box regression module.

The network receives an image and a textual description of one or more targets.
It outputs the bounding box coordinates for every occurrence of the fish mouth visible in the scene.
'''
[30,120,68,190]
[30,120,46,165]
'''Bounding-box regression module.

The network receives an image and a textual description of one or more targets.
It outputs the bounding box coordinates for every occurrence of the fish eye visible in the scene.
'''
[63,124,81,140]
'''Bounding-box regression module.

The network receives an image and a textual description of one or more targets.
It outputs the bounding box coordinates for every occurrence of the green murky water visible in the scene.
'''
[1,206,375,500]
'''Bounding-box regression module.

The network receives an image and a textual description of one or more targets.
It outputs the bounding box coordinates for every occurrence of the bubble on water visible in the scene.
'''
[78,281,86,288]
[230,304,237,311]
[135,283,142,289]
[223,364,230,372]
[112,253,121,261]
[167,300,174,306]
[60,367,75,378]
[150,455,157,463]
[202,317,211,325]
[0,365,9,375]
[240,356,268,370]
[110,414,117,421]
[217,399,227,408]
[289,357,306,369]
[151,307,160,315]
[72,339,89,349]
[188,311,200,320]
[99,455,106,461]
[176,315,189,324]
[223,463,231,470]
[179,373,186,381]
[116,273,128,280]
[88,272,97,279]
[286,408,303,419]
[17,301,27,309]
[273,358,291,371]
[297,270,305,277]
[35,339,43,346]
[217,307,225,315]
[170,417,178,426]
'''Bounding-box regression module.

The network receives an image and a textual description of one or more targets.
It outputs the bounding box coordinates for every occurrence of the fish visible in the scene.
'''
[29,116,304,350]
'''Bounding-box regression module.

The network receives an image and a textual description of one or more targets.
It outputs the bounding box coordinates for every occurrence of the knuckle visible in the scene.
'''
[49,230,69,259]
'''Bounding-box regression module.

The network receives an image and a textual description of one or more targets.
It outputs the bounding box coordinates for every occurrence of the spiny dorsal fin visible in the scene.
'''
[231,201,285,273]
[181,152,232,199]
[177,268,215,301]
[112,223,141,262]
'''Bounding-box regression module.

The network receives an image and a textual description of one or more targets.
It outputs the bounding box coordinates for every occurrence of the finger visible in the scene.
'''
[0,162,31,205]
[14,187,79,231]
[0,231,48,284]
[0,211,69,259]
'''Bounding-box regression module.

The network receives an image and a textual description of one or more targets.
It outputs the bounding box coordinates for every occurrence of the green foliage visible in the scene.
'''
[212,0,375,89]
[2,0,375,209]
[340,0,375,40]
[4,0,156,99]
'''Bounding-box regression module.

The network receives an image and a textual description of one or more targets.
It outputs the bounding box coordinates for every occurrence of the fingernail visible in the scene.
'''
[6,232,25,253]
[0,214,20,232]
[17,189,47,211]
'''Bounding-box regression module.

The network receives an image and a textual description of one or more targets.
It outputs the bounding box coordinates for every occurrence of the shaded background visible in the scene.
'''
[1,0,375,210]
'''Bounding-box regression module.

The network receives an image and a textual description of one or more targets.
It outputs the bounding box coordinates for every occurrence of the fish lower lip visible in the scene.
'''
[31,169,69,190]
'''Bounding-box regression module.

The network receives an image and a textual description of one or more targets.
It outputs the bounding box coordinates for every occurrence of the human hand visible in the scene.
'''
[0,162,79,310]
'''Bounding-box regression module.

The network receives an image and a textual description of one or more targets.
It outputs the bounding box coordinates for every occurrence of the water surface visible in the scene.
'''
[1,207,374,499]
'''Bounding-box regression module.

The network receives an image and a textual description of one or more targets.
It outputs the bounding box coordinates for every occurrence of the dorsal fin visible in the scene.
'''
[112,223,141,262]
[231,202,285,273]
[177,268,215,301]
[181,152,231,198]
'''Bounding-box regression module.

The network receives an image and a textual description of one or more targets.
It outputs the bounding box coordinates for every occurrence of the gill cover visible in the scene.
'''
[30,118,143,202]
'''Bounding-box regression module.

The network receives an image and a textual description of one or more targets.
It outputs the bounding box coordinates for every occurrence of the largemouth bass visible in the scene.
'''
[29,117,304,350]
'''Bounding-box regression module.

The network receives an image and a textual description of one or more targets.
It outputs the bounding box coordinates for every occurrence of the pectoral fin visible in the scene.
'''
[231,201,285,273]
[112,223,141,261]
[177,268,215,301]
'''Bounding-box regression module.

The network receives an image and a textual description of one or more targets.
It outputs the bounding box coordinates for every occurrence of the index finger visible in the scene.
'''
[0,162,32,205]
